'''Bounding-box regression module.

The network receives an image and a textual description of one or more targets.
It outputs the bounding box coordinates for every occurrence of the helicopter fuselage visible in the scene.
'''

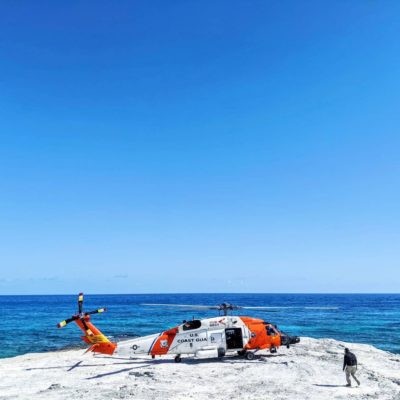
[118,315,299,360]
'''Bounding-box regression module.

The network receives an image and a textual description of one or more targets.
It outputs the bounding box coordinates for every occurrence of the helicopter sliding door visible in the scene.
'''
[225,328,243,349]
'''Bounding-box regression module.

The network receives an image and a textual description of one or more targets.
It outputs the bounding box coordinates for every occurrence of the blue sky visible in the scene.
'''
[0,1,399,294]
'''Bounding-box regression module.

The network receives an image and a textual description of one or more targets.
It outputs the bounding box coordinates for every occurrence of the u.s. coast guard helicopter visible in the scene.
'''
[57,294,301,362]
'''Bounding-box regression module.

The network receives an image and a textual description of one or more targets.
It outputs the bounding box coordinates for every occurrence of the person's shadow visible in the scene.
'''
[313,384,347,388]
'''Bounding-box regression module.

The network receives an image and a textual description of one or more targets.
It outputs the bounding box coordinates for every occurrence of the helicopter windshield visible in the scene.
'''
[182,320,201,331]
[266,325,278,336]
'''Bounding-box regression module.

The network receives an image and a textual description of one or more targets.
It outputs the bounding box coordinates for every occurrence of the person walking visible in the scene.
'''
[343,348,360,387]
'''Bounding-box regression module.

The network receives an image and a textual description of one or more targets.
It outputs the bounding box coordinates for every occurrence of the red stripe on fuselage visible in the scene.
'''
[150,326,179,355]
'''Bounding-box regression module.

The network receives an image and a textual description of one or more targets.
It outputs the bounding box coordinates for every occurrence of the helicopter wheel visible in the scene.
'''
[174,355,182,363]
[245,352,255,361]
[217,348,226,358]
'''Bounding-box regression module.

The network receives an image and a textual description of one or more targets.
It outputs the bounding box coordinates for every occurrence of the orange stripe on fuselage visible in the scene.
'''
[150,327,179,355]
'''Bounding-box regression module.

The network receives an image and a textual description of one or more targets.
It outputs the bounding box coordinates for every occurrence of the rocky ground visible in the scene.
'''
[0,337,399,399]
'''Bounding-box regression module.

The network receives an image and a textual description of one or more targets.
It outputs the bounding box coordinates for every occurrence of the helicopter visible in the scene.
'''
[57,294,301,362]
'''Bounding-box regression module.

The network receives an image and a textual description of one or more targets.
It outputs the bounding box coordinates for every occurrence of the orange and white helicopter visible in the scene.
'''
[57,294,300,362]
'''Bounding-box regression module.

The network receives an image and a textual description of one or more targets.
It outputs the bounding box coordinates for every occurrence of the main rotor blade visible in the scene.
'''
[85,308,107,316]
[78,293,84,314]
[241,307,278,313]
[57,316,78,328]
[142,303,215,309]
[142,303,338,311]
[241,306,283,311]
[242,306,338,310]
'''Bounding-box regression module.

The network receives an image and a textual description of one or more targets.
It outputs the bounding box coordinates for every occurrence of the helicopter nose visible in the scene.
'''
[290,336,300,345]
[280,334,300,347]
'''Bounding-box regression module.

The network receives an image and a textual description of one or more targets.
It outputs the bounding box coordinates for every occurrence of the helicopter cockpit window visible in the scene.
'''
[266,326,277,336]
[182,320,201,331]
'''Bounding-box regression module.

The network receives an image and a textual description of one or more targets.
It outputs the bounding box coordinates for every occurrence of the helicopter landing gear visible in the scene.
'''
[238,349,257,360]
[245,351,256,360]
[270,346,277,354]
[174,355,182,363]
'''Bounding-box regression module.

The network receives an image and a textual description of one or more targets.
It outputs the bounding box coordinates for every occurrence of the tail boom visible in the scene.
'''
[75,316,117,355]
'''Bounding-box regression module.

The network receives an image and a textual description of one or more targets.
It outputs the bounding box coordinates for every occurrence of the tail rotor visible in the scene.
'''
[57,293,108,329]
[57,293,116,355]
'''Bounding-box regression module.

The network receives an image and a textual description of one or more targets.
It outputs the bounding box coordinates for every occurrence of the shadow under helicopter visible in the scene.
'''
[25,352,288,380]
[95,352,287,364]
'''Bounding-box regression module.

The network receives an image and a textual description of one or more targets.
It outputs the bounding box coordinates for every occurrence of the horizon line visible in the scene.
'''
[1,292,399,296]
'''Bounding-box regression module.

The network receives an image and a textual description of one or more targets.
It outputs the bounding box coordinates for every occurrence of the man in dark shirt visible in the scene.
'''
[343,348,360,386]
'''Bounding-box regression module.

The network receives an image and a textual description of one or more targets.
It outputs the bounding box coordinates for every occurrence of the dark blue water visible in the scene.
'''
[1,294,399,358]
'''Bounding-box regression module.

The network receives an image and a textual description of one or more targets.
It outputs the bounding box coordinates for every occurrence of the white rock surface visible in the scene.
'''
[0,337,399,399]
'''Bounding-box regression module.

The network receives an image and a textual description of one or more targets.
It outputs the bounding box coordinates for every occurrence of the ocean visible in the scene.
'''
[1,293,399,359]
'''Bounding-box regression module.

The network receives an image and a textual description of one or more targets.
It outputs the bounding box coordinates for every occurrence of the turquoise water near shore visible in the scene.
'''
[1,293,399,358]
